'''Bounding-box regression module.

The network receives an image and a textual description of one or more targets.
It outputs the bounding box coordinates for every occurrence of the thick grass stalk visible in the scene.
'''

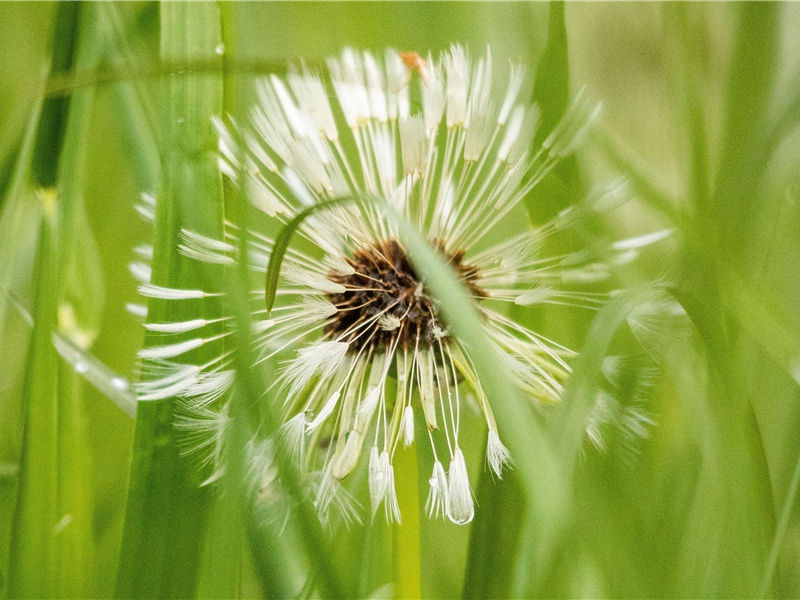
[115,3,225,597]
[7,3,103,596]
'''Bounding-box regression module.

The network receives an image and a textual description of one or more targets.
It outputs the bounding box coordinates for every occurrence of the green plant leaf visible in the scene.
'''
[264,197,354,314]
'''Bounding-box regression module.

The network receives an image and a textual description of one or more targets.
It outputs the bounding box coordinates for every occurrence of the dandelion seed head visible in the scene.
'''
[323,238,485,353]
[127,44,644,527]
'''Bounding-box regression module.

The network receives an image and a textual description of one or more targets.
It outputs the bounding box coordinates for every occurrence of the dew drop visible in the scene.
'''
[75,362,89,374]
[215,43,225,55]
[111,376,129,391]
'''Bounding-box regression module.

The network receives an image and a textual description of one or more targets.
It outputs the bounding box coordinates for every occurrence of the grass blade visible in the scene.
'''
[115,3,226,597]
[265,197,352,313]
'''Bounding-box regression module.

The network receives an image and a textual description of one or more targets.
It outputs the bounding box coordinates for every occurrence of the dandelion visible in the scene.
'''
[133,45,657,525]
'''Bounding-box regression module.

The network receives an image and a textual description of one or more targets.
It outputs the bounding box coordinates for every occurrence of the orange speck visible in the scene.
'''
[399,51,428,85]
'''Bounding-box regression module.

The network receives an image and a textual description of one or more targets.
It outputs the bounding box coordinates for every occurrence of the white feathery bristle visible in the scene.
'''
[323,254,355,277]
[514,287,554,306]
[368,446,384,515]
[497,105,524,162]
[290,138,333,195]
[270,74,312,138]
[381,451,401,523]
[138,284,212,300]
[371,129,396,192]
[246,176,287,217]
[560,263,610,284]
[283,265,346,294]
[331,430,361,479]
[612,229,672,252]
[327,48,370,127]
[135,201,155,222]
[251,319,276,334]
[314,470,362,526]
[368,448,400,522]
[301,297,338,320]
[432,176,455,233]
[467,48,492,124]
[425,460,449,519]
[384,49,409,119]
[464,103,496,162]
[252,84,293,162]
[447,448,474,525]
[283,341,350,398]
[134,243,154,260]
[306,390,341,432]
[282,166,317,207]
[179,229,235,265]
[212,115,240,169]
[508,106,539,166]
[144,319,209,333]
[189,370,235,405]
[400,116,427,176]
[417,350,438,430]
[128,261,152,284]
[279,412,307,464]
[498,63,525,125]
[356,385,381,424]
[487,429,512,477]
[137,364,200,401]
[444,45,469,128]
[287,69,338,141]
[138,338,205,360]
[402,405,415,447]
[364,51,388,122]
[126,303,148,318]
[422,55,444,132]
[244,130,278,173]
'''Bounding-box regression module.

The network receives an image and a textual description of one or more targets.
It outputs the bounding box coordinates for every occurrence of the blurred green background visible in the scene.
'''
[1,2,799,598]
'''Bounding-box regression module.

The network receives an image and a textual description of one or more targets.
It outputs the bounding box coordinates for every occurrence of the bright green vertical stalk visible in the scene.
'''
[6,198,58,599]
[6,2,103,596]
[115,3,225,597]
[50,4,106,595]
[393,442,421,600]
[0,71,45,600]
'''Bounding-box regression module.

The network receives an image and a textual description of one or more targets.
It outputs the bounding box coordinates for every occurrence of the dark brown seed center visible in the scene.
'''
[324,239,485,353]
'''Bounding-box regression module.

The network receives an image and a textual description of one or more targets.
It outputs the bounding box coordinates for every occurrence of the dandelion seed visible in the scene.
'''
[129,44,642,526]
[425,460,449,519]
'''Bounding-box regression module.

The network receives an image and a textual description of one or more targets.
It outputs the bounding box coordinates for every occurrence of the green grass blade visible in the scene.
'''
[31,1,80,189]
[525,1,583,223]
[532,1,570,142]
[6,204,60,598]
[0,74,47,335]
[115,3,226,597]
[386,203,569,594]
[97,3,160,189]
[264,197,352,313]
[6,3,105,595]
[761,450,800,597]
[225,197,346,599]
